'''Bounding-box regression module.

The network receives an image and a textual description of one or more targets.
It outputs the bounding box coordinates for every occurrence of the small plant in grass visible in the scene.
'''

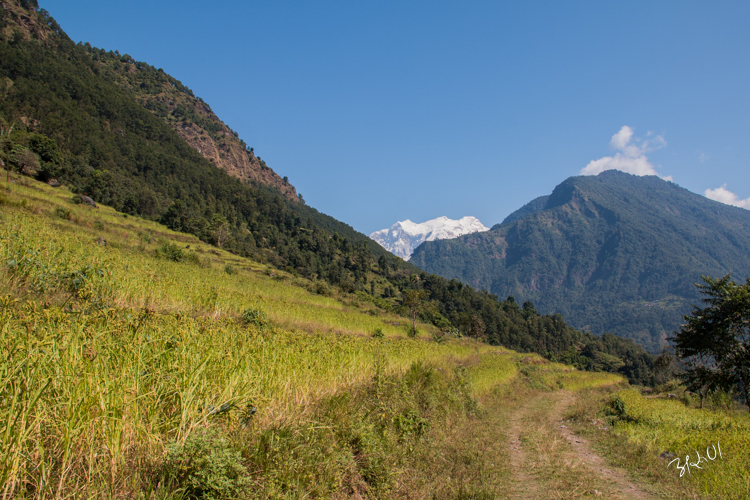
[442,326,462,338]
[706,388,736,411]
[163,430,252,500]
[185,251,202,266]
[54,206,71,220]
[606,395,627,420]
[155,242,185,262]
[395,410,430,439]
[242,307,269,330]
[372,327,385,339]
[224,264,236,275]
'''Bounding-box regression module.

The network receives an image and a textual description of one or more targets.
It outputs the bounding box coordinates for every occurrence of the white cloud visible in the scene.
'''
[610,125,634,150]
[581,126,669,179]
[704,185,750,209]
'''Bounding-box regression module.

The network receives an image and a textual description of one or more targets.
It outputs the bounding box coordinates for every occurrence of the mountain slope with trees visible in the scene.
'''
[0,0,655,383]
[0,0,297,200]
[411,170,750,352]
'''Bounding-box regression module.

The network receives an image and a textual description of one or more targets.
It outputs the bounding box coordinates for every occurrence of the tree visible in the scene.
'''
[670,275,750,411]
[522,300,537,320]
[11,147,40,177]
[1,119,14,185]
[210,213,230,249]
[652,348,679,387]
[401,289,432,337]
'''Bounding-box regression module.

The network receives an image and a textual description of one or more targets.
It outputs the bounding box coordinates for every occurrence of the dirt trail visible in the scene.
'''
[507,390,658,500]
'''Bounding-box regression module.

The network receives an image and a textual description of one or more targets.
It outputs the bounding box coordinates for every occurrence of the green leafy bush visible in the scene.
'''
[154,242,185,262]
[54,206,71,220]
[163,430,252,500]
[242,307,269,330]
[312,281,330,296]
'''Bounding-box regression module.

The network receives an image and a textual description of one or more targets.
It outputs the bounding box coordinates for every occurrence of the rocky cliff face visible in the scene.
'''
[370,216,489,260]
[137,91,298,200]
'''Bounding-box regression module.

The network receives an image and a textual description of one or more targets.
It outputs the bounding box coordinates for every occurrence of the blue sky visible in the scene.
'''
[43,0,750,234]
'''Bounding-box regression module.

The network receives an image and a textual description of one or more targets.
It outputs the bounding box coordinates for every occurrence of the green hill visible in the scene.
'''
[411,170,750,352]
[2,171,634,498]
[0,0,654,381]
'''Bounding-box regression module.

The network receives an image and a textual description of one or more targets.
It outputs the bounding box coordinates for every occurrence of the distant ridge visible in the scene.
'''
[495,195,550,228]
[371,216,489,260]
[411,170,750,352]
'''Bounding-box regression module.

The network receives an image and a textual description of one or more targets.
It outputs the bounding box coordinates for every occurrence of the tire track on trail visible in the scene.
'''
[508,390,658,500]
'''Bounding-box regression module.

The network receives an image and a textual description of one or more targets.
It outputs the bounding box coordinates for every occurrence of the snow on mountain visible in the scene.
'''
[370,216,489,260]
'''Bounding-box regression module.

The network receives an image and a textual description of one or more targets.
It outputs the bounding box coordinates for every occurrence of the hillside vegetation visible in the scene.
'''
[0,177,630,498]
[412,170,750,352]
[0,0,655,383]
[568,386,750,500]
[0,3,747,497]
[4,178,747,499]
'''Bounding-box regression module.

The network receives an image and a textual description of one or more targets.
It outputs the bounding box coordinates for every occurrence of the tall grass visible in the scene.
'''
[602,389,750,499]
[0,179,628,498]
[0,295,509,496]
[0,181,508,497]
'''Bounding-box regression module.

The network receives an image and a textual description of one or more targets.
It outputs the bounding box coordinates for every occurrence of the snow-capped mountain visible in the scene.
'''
[370,216,489,260]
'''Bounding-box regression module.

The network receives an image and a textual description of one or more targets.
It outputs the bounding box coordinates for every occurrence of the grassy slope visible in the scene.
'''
[0,176,617,498]
[568,387,750,500]
[3,175,743,500]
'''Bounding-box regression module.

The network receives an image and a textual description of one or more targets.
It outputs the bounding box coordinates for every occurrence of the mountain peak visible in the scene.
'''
[411,173,750,352]
[371,216,489,260]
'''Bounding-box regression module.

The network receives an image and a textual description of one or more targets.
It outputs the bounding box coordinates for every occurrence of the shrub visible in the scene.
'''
[163,430,252,500]
[706,389,736,411]
[607,396,627,418]
[54,206,71,220]
[155,242,185,262]
[442,326,462,338]
[371,296,392,311]
[372,327,385,339]
[224,264,236,275]
[430,329,447,343]
[311,281,330,296]
[242,307,269,330]
[339,279,356,293]
[185,251,203,266]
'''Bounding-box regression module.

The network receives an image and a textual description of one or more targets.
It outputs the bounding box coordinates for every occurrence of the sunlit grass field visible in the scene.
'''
[565,384,750,500]
[607,389,750,499]
[7,176,745,499]
[0,178,622,498]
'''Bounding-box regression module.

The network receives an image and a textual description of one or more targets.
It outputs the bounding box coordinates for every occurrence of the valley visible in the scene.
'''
[1,1,749,498]
[2,174,748,499]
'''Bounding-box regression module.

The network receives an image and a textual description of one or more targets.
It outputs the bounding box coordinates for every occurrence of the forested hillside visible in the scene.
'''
[412,170,750,352]
[0,0,654,383]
